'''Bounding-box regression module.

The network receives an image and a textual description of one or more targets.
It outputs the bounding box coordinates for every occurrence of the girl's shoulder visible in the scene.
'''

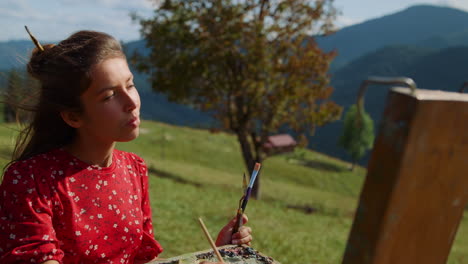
[5,148,64,173]
[113,150,148,178]
[0,149,68,194]
[2,148,81,183]
[113,149,145,165]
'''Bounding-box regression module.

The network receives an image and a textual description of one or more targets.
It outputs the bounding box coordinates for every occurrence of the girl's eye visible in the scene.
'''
[104,92,115,101]
[128,84,136,89]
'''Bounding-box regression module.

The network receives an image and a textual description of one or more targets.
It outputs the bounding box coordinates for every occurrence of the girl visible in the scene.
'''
[0,29,252,264]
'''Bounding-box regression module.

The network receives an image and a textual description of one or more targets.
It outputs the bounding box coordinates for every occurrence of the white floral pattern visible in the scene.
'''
[0,148,163,263]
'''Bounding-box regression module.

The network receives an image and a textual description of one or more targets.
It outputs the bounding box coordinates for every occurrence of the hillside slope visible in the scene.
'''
[0,120,466,263]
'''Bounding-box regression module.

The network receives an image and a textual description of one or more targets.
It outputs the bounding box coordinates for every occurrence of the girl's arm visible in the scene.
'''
[133,155,164,261]
[0,162,64,263]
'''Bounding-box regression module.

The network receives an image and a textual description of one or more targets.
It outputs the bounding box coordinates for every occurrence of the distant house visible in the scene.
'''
[262,134,297,155]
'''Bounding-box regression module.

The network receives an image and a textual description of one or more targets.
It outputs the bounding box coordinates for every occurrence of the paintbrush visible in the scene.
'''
[198,218,226,263]
[232,162,261,237]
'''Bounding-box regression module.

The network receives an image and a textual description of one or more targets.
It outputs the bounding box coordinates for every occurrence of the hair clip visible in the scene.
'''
[24,26,44,52]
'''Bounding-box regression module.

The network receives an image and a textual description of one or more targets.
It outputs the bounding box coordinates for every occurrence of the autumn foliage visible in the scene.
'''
[133,0,342,198]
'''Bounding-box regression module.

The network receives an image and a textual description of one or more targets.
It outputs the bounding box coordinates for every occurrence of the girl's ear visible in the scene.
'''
[60,111,83,128]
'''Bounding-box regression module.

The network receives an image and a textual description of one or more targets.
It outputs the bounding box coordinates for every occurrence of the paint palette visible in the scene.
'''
[148,245,280,264]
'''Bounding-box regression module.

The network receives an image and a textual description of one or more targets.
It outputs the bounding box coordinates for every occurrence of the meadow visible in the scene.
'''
[0,120,466,263]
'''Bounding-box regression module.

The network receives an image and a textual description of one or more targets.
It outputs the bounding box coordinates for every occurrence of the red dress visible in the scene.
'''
[0,148,163,263]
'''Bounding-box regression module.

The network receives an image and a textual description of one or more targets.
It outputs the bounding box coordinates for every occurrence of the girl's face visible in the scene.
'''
[75,57,141,144]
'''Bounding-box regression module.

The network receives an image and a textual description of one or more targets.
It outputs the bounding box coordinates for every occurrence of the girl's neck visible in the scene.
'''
[64,137,115,167]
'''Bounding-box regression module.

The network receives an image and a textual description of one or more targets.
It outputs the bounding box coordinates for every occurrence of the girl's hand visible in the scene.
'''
[215,214,253,246]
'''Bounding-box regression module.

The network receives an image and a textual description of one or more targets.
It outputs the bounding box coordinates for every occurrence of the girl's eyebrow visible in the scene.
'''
[96,75,134,95]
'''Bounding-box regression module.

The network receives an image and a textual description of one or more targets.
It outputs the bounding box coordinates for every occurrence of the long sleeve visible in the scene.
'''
[133,157,163,261]
[0,161,64,263]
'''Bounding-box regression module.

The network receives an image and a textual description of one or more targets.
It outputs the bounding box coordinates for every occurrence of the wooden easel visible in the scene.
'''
[343,78,468,264]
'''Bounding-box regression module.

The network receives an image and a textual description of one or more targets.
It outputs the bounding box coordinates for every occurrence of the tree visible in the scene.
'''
[2,69,40,124]
[133,0,342,199]
[4,69,22,123]
[338,104,374,170]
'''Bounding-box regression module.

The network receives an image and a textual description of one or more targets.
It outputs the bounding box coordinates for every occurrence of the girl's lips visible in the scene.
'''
[127,117,140,127]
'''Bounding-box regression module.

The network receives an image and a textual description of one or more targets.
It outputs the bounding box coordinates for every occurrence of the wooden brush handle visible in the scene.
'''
[231,211,243,237]
[198,218,225,263]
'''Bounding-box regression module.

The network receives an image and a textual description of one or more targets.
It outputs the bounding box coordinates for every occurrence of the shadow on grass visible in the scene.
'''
[287,158,347,172]
[148,166,203,188]
[286,204,318,214]
[0,148,11,160]
[0,148,12,163]
[284,149,349,173]
[301,159,348,172]
[259,194,351,218]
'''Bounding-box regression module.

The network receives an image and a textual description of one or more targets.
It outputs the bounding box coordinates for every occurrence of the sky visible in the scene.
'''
[1,0,468,43]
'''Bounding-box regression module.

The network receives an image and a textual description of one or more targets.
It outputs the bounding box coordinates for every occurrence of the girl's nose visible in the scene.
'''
[124,90,139,112]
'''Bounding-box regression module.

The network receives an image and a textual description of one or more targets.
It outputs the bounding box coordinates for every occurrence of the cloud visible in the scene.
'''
[0,0,158,42]
[436,0,468,11]
[335,15,362,28]
[333,0,468,29]
[0,0,51,21]
[4,0,467,43]
[59,0,158,12]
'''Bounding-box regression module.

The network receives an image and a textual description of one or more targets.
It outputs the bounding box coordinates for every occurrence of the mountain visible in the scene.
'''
[2,4,468,164]
[126,40,213,127]
[0,39,212,128]
[330,45,434,96]
[311,45,468,164]
[417,29,468,50]
[0,40,35,70]
[317,5,468,69]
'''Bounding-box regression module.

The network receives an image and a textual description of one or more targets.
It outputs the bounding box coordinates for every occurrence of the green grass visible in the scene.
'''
[0,120,466,263]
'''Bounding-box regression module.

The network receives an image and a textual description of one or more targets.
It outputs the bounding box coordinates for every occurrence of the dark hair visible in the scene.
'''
[11,30,125,163]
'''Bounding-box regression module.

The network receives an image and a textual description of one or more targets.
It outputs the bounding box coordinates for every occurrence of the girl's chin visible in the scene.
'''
[117,130,139,142]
